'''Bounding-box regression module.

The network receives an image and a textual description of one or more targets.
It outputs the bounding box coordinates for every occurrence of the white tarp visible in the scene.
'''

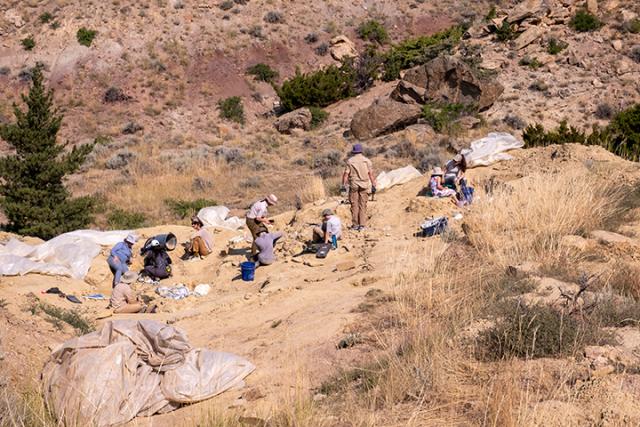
[0,230,130,279]
[43,320,255,427]
[197,206,245,230]
[376,165,423,191]
[462,132,524,168]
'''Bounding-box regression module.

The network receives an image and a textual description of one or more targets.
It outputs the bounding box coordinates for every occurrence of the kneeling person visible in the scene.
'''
[110,271,156,314]
[182,216,214,260]
[255,231,284,266]
[313,209,342,245]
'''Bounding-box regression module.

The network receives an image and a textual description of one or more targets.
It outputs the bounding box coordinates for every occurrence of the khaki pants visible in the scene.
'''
[349,187,369,227]
[191,236,211,257]
[312,225,325,243]
[114,303,144,314]
[247,218,268,255]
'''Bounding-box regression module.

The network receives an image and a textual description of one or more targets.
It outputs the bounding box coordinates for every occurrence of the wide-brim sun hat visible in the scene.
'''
[191,215,204,226]
[321,208,333,217]
[352,143,363,154]
[454,153,464,162]
[431,167,444,176]
[266,194,278,205]
[120,271,138,284]
[125,234,139,245]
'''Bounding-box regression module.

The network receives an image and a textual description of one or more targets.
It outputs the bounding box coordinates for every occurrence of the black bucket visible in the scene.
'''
[141,233,177,254]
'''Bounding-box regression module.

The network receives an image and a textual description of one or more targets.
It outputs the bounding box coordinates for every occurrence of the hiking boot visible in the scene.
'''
[349,225,360,231]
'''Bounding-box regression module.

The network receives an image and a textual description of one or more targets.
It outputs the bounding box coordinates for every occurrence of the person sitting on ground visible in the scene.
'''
[107,234,138,288]
[246,194,278,256]
[182,216,214,260]
[254,230,284,266]
[444,153,467,190]
[430,167,457,200]
[312,208,342,245]
[110,271,157,314]
[140,239,172,282]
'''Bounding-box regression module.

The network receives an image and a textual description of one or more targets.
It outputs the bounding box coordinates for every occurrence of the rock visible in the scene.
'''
[507,0,549,24]
[216,123,232,138]
[330,35,357,61]
[274,108,312,134]
[586,0,598,14]
[506,261,541,278]
[390,80,425,104]
[4,9,24,28]
[589,230,637,246]
[454,115,481,130]
[515,26,546,50]
[408,56,504,111]
[335,260,356,272]
[350,98,422,140]
[611,40,623,51]
[465,24,491,39]
[560,235,589,252]
[620,9,637,22]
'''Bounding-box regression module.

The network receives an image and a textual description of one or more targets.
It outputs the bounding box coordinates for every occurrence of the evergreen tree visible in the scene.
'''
[0,66,95,239]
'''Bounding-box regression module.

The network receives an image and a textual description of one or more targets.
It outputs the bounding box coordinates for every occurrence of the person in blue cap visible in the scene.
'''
[341,143,376,231]
[107,233,138,287]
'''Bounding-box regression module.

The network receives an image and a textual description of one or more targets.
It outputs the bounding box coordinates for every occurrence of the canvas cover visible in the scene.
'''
[376,165,423,191]
[42,320,255,427]
[197,206,245,230]
[462,132,524,168]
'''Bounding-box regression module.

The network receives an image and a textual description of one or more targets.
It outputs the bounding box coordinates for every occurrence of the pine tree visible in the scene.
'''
[0,66,95,239]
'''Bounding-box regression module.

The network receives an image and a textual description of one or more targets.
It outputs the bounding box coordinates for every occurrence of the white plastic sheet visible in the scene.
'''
[197,206,245,230]
[462,132,524,168]
[376,165,423,191]
[0,230,130,279]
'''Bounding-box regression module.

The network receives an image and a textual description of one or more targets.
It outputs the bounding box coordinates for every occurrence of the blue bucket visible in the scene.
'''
[240,261,256,281]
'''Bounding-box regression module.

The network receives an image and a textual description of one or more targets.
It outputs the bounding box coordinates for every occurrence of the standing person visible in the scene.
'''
[181,216,214,260]
[246,194,278,256]
[341,144,376,231]
[107,234,138,287]
[254,230,284,266]
[110,271,157,314]
[444,153,467,190]
[312,208,342,244]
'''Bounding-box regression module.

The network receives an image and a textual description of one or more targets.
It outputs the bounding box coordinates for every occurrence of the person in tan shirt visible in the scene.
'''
[341,143,376,230]
[110,271,156,314]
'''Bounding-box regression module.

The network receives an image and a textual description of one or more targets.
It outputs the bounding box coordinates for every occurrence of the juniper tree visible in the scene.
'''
[0,66,95,239]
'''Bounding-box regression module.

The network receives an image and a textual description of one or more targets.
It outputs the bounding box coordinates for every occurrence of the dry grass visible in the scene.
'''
[464,171,621,266]
[0,382,56,427]
[295,176,327,205]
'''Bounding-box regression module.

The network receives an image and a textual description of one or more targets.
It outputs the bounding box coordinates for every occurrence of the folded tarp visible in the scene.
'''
[462,132,524,168]
[197,206,245,230]
[376,165,423,191]
[42,320,255,427]
[0,230,129,279]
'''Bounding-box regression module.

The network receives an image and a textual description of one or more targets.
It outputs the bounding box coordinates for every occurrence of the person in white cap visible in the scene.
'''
[246,194,278,256]
[110,271,157,314]
[430,167,456,199]
[444,153,467,189]
[107,233,138,287]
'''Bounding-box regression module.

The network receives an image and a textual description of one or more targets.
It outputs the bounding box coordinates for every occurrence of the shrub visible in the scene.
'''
[0,66,9,76]
[309,107,329,128]
[264,11,283,24]
[31,302,95,335]
[382,25,465,81]
[495,21,516,42]
[246,63,278,83]
[312,150,342,170]
[275,63,356,111]
[357,20,389,44]
[50,21,60,30]
[595,103,615,120]
[547,37,568,55]
[218,96,245,124]
[523,120,588,147]
[630,46,640,64]
[104,86,131,103]
[107,208,147,229]
[77,27,97,47]
[570,10,602,32]
[165,198,217,219]
[422,102,477,133]
[214,146,244,163]
[625,19,640,34]
[518,55,542,69]
[477,302,604,359]
[503,114,526,130]
[314,43,329,56]
[248,25,264,39]
[219,0,234,10]
[0,66,95,239]
[21,37,35,51]
[304,32,319,44]
[485,5,497,21]
[39,12,54,23]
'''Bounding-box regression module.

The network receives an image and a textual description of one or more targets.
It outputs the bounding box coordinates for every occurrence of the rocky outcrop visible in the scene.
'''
[350,98,422,140]
[274,108,312,134]
[401,56,504,111]
[330,36,357,61]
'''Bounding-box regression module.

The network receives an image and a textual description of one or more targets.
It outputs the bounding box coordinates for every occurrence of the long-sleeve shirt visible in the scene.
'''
[255,231,283,265]
[110,241,132,264]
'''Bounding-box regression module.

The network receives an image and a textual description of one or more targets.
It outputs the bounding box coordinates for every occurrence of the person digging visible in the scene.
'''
[312,208,342,246]
[107,233,138,288]
[181,216,214,260]
[109,271,157,314]
[245,194,278,257]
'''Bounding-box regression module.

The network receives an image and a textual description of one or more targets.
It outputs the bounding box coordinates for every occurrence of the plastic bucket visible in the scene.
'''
[141,233,177,254]
[240,261,256,281]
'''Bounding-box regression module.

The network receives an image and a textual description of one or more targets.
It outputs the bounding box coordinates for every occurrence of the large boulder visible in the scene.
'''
[350,98,422,140]
[330,36,357,61]
[274,108,312,134]
[400,56,504,111]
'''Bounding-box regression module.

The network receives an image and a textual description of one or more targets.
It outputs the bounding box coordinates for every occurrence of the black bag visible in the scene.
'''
[420,217,448,237]
[315,243,332,259]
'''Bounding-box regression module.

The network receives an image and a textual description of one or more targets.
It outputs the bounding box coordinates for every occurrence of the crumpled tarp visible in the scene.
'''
[42,320,255,427]
[197,206,245,230]
[0,230,130,279]
[376,165,423,191]
[462,132,524,168]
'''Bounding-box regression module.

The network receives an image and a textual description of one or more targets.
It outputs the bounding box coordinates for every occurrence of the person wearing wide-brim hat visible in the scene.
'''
[107,233,139,288]
[109,271,157,314]
[429,167,456,199]
[312,208,343,244]
[181,215,214,260]
[341,144,376,231]
[246,194,278,256]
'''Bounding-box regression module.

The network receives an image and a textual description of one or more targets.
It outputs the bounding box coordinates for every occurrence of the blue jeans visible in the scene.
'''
[107,256,129,287]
